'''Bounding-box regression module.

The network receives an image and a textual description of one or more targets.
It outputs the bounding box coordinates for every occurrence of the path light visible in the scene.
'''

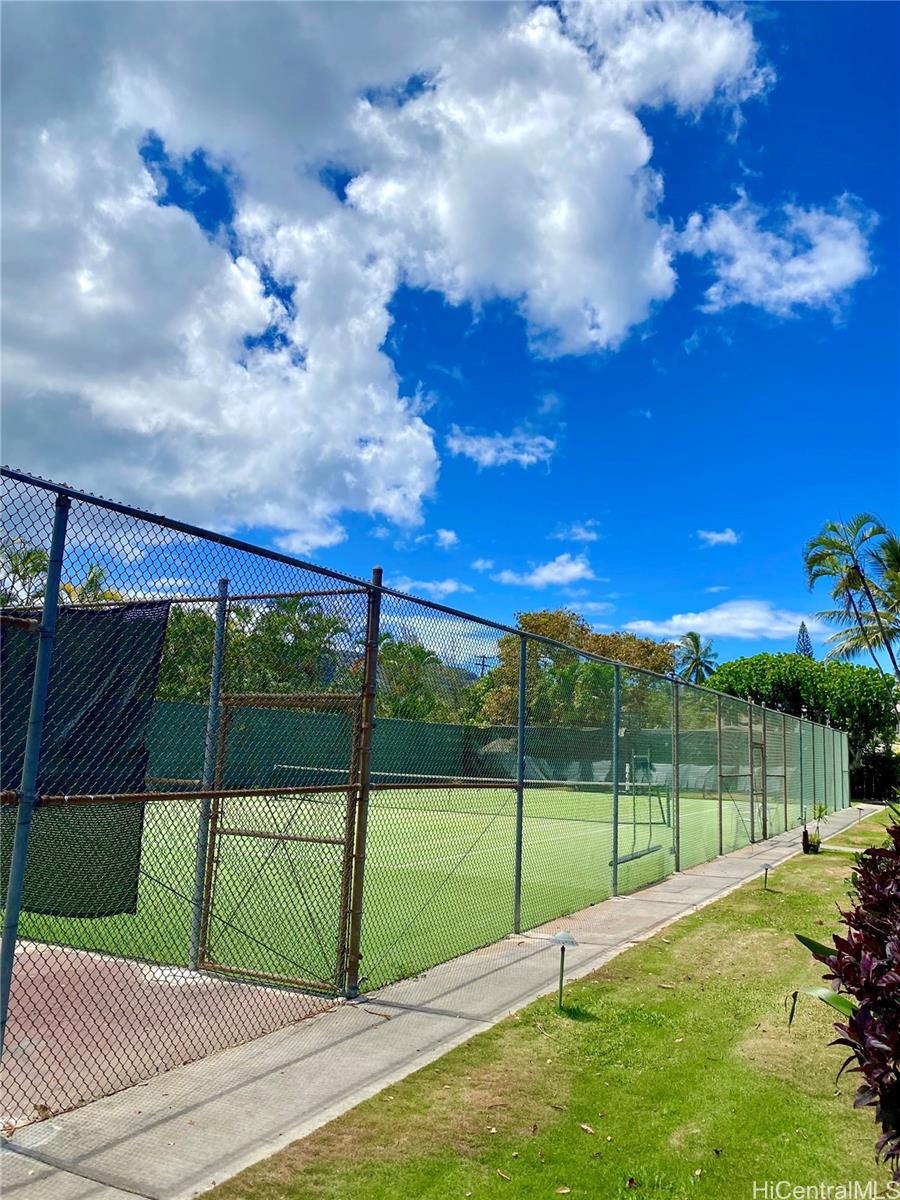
[551,931,577,1010]
[763,863,773,890]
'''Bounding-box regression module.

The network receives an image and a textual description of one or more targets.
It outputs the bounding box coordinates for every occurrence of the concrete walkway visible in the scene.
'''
[1,805,872,1200]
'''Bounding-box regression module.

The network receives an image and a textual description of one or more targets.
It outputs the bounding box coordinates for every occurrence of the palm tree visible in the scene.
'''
[0,538,49,606]
[60,563,123,603]
[675,631,717,684]
[804,515,900,679]
[817,529,900,668]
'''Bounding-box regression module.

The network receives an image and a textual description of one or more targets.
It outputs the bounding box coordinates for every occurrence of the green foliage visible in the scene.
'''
[704,652,900,763]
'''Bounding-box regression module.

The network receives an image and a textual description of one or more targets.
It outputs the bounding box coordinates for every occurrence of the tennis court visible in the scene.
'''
[0,467,850,1127]
[12,776,756,997]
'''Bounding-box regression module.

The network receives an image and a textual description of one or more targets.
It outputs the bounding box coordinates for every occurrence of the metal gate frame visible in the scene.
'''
[750,739,767,842]
[196,691,363,993]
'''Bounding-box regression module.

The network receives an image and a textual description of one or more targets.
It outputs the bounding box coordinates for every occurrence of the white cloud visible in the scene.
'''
[682,193,875,315]
[446,426,556,469]
[390,576,474,601]
[632,408,653,420]
[697,527,741,547]
[579,600,615,614]
[414,527,459,549]
[492,553,596,589]
[0,2,799,546]
[550,520,600,543]
[705,585,729,593]
[471,558,494,572]
[625,600,825,640]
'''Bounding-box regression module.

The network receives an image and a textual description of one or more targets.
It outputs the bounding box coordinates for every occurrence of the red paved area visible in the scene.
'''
[1,941,335,1127]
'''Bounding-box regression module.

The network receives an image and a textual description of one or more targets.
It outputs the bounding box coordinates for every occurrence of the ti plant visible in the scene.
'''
[791,807,900,1179]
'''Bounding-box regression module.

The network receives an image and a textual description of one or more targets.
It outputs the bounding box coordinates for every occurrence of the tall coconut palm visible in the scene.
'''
[675,631,718,684]
[804,515,900,680]
[818,529,900,667]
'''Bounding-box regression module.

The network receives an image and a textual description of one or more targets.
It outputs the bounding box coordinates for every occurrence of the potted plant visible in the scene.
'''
[803,803,828,854]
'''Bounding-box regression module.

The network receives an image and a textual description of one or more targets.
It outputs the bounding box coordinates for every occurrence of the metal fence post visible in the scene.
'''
[760,702,768,841]
[611,664,621,896]
[799,722,805,825]
[0,493,70,1061]
[345,566,382,998]
[513,635,527,933]
[189,575,228,971]
[672,680,680,872]
[823,723,829,813]
[715,694,723,857]
[782,712,789,829]
[747,701,755,844]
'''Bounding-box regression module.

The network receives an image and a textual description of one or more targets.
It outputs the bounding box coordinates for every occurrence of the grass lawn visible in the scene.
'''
[210,806,889,1200]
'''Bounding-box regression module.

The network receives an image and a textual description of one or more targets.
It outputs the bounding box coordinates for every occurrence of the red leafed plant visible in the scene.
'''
[792,808,900,1179]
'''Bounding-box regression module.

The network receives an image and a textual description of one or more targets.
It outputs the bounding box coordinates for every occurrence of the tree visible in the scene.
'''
[60,563,123,603]
[804,514,900,679]
[703,652,899,767]
[823,531,900,667]
[675,631,717,683]
[0,538,49,606]
[232,596,349,694]
[376,632,450,721]
[157,606,216,701]
[471,609,674,727]
[586,630,675,675]
[795,621,814,659]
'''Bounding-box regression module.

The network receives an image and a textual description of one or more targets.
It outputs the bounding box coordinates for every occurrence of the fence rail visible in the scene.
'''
[0,466,852,1125]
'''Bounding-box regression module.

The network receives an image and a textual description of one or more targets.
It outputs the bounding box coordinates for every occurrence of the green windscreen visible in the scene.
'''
[1,602,170,916]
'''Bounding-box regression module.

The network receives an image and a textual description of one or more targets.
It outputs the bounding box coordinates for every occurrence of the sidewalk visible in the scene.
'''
[1,804,872,1200]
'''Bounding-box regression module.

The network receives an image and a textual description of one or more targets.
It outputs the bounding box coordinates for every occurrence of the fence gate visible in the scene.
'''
[751,741,767,841]
[196,693,362,994]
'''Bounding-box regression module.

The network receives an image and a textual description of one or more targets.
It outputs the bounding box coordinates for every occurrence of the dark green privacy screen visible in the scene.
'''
[1,602,170,916]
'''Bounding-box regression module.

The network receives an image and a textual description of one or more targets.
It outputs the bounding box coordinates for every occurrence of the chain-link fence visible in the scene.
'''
[0,467,852,1126]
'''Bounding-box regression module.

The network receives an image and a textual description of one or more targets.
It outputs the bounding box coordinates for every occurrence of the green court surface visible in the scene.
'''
[15,784,767,996]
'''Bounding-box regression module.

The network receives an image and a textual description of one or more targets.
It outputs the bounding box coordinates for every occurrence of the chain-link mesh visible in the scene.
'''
[764,708,786,837]
[0,467,852,1127]
[719,695,752,852]
[785,713,804,829]
[677,684,719,870]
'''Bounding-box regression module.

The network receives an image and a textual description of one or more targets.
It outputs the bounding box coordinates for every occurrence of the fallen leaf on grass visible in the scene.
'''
[497,1170,511,1181]
[694,1169,702,1177]
[555,1189,571,1195]
[659,983,675,990]
[579,1123,594,1134]
[626,1178,637,1189]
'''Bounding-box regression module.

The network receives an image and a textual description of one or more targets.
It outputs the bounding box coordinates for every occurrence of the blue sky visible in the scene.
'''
[3,2,898,667]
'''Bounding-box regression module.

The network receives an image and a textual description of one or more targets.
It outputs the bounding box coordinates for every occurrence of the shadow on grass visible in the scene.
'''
[557,1003,599,1023]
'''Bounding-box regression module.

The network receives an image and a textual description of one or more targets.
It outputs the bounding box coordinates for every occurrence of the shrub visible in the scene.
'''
[794,812,900,1178]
